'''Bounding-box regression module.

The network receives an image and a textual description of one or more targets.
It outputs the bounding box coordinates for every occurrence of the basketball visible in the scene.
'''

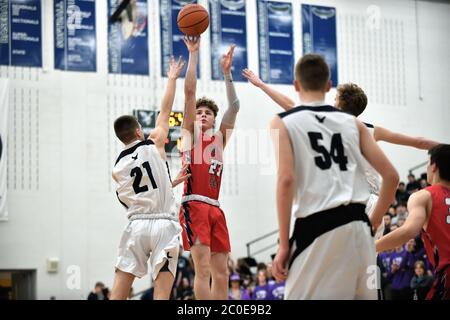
[177,4,209,36]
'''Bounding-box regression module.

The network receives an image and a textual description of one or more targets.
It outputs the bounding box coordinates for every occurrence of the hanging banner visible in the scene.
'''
[0,0,42,67]
[302,4,338,86]
[108,0,149,75]
[160,0,198,78]
[209,0,247,81]
[54,0,97,72]
[257,0,293,84]
[0,79,8,221]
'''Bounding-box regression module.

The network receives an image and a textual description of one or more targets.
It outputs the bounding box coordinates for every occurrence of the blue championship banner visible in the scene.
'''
[0,0,42,67]
[302,4,338,86]
[257,0,293,84]
[54,0,97,72]
[160,0,198,78]
[209,0,247,81]
[108,0,149,75]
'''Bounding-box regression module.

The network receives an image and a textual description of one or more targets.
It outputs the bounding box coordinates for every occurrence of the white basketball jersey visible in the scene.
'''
[280,105,370,218]
[362,123,381,195]
[113,139,176,220]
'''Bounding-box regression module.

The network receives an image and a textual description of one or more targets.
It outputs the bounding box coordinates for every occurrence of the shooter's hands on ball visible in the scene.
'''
[272,245,289,282]
[242,68,264,88]
[167,56,186,80]
[221,44,236,74]
[183,35,200,53]
[172,164,191,188]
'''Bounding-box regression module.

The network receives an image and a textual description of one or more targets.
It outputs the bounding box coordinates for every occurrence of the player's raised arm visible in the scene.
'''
[150,56,185,153]
[374,126,439,150]
[357,120,399,230]
[219,44,240,148]
[270,115,295,282]
[181,36,200,152]
[242,68,295,111]
[375,190,429,252]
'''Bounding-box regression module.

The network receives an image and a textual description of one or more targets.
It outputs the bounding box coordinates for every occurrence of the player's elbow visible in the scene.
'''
[278,174,295,189]
[383,168,399,186]
[184,87,196,98]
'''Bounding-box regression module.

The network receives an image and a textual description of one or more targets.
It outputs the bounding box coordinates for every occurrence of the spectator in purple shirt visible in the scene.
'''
[378,249,393,299]
[252,269,273,300]
[389,240,416,300]
[270,279,285,300]
[228,273,250,300]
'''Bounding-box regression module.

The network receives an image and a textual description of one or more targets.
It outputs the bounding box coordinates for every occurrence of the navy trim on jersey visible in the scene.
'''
[278,105,343,119]
[182,202,194,246]
[116,191,128,209]
[114,139,155,166]
[165,161,172,184]
[364,122,374,128]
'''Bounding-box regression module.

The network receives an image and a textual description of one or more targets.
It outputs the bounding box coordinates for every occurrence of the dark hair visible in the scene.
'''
[336,83,368,117]
[196,97,219,117]
[428,144,450,181]
[95,282,104,288]
[294,54,330,91]
[114,115,140,144]
[398,182,405,186]
[384,213,392,218]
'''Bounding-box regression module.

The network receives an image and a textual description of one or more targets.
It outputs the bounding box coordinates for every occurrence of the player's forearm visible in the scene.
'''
[276,176,294,248]
[184,51,198,97]
[183,52,198,131]
[415,137,439,150]
[260,83,295,110]
[221,73,240,127]
[375,227,414,252]
[157,78,177,129]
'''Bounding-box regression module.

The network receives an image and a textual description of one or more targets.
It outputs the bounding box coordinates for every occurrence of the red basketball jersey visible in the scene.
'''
[182,133,224,200]
[421,184,450,272]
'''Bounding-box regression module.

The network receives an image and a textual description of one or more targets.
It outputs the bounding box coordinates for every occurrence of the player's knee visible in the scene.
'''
[195,263,211,280]
[213,269,229,283]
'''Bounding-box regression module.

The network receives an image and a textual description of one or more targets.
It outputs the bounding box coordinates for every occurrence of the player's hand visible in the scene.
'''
[221,44,236,75]
[167,56,186,80]
[172,164,191,188]
[272,245,289,282]
[183,35,200,53]
[242,68,265,88]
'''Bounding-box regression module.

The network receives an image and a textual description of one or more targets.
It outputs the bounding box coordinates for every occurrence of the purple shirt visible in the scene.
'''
[252,285,273,300]
[270,282,285,300]
[228,288,250,300]
[389,247,415,290]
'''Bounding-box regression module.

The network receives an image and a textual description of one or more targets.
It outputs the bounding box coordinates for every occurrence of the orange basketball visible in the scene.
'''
[177,4,209,36]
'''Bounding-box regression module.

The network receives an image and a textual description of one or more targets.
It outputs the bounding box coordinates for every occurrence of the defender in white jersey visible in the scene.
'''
[270,55,399,299]
[334,83,438,222]
[110,57,186,300]
[242,71,439,236]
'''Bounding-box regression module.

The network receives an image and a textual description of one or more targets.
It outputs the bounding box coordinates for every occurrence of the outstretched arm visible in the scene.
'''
[357,120,399,230]
[150,57,185,157]
[219,44,240,148]
[374,126,439,150]
[181,36,200,152]
[376,190,429,252]
[242,68,295,110]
